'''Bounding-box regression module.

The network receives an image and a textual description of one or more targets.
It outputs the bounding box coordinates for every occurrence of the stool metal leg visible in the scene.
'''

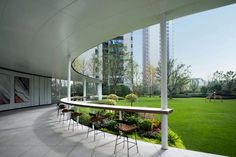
[87,127,90,138]
[127,137,129,157]
[114,135,119,154]
[123,136,125,148]
[135,132,139,153]
[68,119,71,130]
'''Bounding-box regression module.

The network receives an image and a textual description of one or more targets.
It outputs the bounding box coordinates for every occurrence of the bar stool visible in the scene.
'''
[68,112,83,131]
[87,113,105,141]
[114,120,139,157]
[57,103,66,118]
[59,108,73,124]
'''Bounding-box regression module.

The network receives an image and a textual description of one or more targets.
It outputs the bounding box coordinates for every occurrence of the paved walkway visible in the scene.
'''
[0,105,225,157]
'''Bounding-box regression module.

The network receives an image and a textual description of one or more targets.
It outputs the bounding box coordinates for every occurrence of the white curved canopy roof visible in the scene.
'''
[0,0,235,80]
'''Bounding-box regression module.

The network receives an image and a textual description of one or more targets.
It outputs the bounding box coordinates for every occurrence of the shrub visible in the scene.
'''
[102,119,118,131]
[103,111,115,119]
[125,93,138,106]
[140,131,158,139]
[126,115,142,125]
[107,94,118,101]
[79,113,90,126]
[116,85,131,97]
[123,112,139,118]
[139,119,153,131]
[151,119,161,129]
[105,99,117,105]
[93,99,117,105]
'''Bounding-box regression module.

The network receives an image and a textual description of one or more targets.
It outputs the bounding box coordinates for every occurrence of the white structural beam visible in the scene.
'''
[97,82,102,101]
[160,13,168,150]
[67,54,71,102]
[83,79,87,101]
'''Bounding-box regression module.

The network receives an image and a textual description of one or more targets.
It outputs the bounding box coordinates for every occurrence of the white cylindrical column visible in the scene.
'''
[97,82,102,101]
[160,13,168,150]
[83,78,86,101]
[67,54,71,102]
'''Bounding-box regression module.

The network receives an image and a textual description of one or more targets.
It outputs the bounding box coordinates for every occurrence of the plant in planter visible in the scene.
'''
[125,93,138,106]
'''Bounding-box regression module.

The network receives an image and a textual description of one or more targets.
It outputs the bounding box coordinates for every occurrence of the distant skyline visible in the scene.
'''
[133,4,236,81]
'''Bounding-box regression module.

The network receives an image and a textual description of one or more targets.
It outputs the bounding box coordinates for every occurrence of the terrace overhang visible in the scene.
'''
[0,0,235,80]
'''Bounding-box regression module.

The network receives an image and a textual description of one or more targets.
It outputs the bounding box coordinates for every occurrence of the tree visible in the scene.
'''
[189,79,199,93]
[200,86,208,95]
[208,70,236,95]
[105,43,129,93]
[146,65,157,97]
[223,71,236,94]
[125,93,138,106]
[88,53,102,78]
[157,59,191,99]
[72,58,89,75]
[125,60,141,92]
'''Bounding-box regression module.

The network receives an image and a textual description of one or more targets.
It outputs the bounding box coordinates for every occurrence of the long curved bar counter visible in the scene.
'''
[60,98,173,114]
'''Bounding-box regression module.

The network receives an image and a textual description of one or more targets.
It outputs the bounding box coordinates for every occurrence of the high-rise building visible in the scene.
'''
[142,21,174,88]
[166,21,174,62]
[142,28,150,86]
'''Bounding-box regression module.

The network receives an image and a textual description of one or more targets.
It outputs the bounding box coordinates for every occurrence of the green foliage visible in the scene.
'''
[107,94,118,101]
[125,93,138,106]
[167,129,185,149]
[102,119,118,131]
[104,43,129,93]
[103,111,115,119]
[139,119,153,131]
[138,129,185,149]
[189,79,199,93]
[126,115,142,125]
[116,85,131,97]
[200,86,208,95]
[93,99,117,105]
[102,85,109,95]
[207,70,236,96]
[79,113,90,126]
[157,59,191,99]
[140,131,159,139]
[70,106,80,112]
[151,119,161,129]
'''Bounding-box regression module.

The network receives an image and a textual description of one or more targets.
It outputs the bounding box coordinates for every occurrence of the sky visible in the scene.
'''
[133,4,236,81]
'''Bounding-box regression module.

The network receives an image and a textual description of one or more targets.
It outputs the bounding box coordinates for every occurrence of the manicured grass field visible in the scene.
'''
[117,97,236,157]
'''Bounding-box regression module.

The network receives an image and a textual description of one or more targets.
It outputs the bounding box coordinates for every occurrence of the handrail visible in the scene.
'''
[60,98,173,114]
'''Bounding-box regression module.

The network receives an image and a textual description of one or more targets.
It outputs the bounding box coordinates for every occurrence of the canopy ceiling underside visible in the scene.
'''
[0,0,235,80]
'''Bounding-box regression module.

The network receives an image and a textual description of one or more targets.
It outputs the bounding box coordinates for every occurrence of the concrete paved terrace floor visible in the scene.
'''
[0,105,225,157]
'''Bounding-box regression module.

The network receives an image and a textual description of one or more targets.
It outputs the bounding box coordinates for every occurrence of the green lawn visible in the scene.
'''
[117,97,236,157]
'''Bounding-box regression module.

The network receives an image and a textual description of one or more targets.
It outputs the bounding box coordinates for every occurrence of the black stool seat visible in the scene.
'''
[68,112,83,131]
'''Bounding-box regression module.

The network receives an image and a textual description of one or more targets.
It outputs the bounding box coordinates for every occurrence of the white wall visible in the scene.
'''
[0,68,52,111]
